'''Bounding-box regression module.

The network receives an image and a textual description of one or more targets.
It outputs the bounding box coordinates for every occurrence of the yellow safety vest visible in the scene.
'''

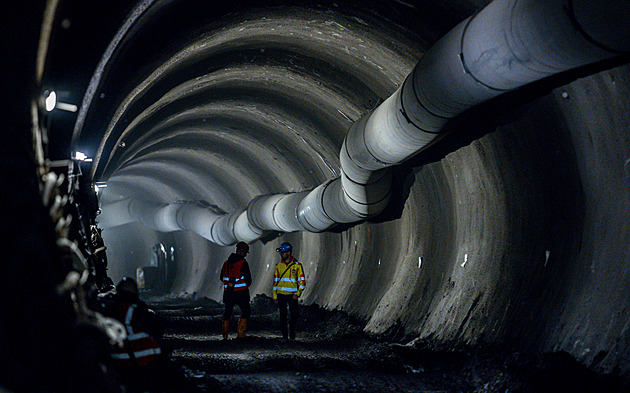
[272,257,306,300]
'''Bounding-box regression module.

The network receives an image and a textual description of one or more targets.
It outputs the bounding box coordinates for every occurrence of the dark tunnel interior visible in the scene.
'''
[2,0,630,392]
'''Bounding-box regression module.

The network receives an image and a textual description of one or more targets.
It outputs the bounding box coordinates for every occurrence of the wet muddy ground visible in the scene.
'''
[146,294,628,393]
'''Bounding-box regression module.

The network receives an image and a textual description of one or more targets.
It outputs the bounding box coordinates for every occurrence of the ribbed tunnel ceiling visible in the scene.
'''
[88,2,427,232]
[58,0,630,377]
[73,0,473,280]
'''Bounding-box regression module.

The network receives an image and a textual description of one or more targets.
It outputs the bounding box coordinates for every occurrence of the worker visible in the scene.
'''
[272,242,306,340]
[220,241,253,339]
[107,277,164,391]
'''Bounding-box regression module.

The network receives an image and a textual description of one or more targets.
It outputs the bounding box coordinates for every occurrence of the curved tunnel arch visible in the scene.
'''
[60,0,630,377]
[112,96,347,182]
[91,8,417,179]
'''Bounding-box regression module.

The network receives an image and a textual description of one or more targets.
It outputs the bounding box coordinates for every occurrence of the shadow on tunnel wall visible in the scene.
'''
[365,53,630,362]
[373,52,630,226]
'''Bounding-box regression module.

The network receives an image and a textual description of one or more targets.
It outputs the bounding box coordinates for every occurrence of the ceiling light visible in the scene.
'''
[45,91,56,112]
[43,90,78,112]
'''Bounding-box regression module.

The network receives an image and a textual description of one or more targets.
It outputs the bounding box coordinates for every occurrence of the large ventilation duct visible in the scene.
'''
[100,0,630,245]
[98,198,258,246]
[340,0,629,199]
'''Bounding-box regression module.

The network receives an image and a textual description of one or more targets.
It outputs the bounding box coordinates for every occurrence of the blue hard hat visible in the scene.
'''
[276,242,292,253]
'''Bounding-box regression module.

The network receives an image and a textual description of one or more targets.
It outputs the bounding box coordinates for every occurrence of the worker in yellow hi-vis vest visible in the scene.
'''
[272,242,306,340]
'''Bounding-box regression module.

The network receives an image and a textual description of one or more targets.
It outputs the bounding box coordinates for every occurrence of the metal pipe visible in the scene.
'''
[100,0,629,245]
[233,211,264,243]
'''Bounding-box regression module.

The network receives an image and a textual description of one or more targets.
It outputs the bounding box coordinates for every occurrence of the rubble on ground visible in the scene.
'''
[144,295,629,393]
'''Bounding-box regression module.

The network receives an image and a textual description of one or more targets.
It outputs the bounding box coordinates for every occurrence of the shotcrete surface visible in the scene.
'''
[94,0,630,378]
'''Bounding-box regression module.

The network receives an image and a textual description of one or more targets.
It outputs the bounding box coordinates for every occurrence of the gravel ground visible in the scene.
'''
[144,294,629,393]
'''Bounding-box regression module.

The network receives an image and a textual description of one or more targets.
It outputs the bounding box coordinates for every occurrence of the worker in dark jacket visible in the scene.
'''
[109,277,163,367]
[107,277,163,391]
[107,277,200,392]
[220,241,253,339]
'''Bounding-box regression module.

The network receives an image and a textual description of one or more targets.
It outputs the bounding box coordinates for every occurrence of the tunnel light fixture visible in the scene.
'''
[45,90,56,111]
[94,181,107,193]
[43,90,78,113]
[73,151,92,162]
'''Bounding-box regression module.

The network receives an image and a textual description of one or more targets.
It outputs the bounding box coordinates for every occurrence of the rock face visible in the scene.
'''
[50,0,628,377]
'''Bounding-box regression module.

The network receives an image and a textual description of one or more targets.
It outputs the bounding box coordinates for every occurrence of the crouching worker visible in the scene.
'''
[220,241,253,339]
[108,277,163,391]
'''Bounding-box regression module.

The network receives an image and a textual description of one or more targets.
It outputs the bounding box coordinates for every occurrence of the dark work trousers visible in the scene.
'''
[277,294,299,339]
[222,289,251,320]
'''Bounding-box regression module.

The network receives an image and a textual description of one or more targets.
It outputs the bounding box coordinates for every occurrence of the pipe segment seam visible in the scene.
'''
[400,63,453,132]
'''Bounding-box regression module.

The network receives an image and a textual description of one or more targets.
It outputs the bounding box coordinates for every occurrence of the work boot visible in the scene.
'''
[237,318,248,338]
[222,320,230,340]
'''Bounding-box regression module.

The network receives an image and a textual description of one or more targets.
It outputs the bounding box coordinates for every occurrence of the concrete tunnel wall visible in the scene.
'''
[83,0,630,376]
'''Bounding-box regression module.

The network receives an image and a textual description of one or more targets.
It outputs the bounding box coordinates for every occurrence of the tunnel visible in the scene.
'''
[2,0,630,392]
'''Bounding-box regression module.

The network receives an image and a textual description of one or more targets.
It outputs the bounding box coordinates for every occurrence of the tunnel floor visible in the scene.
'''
[145,295,628,393]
